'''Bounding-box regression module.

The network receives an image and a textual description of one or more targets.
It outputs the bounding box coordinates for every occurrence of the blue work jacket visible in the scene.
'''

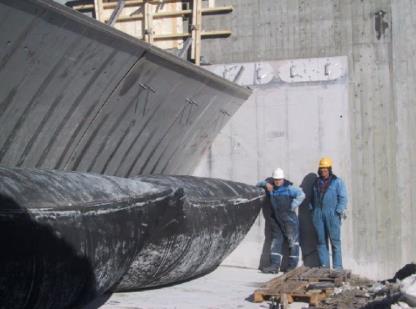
[257,178,305,211]
[310,175,348,214]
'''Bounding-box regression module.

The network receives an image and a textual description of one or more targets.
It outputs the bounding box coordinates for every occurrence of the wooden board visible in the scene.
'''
[253,267,351,305]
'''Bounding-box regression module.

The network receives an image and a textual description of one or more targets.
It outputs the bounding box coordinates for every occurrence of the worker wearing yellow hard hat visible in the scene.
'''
[309,156,348,269]
[318,157,333,168]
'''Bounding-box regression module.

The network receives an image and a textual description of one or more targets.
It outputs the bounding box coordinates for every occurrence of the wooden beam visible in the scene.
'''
[103,0,189,9]
[143,1,154,43]
[113,10,190,22]
[155,33,190,39]
[201,30,232,37]
[147,3,154,44]
[202,6,232,14]
[154,30,231,40]
[107,6,233,23]
[194,0,202,65]
[191,0,202,65]
[191,0,197,60]
[93,0,104,21]
[72,4,94,10]
[153,9,191,18]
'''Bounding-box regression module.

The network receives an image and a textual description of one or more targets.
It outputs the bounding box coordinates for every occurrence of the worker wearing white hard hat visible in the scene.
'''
[257,168,305,274]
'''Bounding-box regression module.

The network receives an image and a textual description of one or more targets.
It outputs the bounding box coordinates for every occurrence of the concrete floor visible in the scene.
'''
[100,266,309,309]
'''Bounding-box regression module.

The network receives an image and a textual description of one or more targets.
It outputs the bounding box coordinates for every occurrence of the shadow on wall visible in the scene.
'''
[0,194,109,309]
[299,173,321,267]
[258,196,274,270]
[258,173,321,270]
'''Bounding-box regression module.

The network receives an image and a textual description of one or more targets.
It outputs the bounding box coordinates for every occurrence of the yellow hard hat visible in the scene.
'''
[319,157,333,168]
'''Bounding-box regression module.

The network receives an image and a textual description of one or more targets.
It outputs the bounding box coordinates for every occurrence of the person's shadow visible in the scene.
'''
[258,195,272,270]
[299,173,321,267]
[258,173,320,270]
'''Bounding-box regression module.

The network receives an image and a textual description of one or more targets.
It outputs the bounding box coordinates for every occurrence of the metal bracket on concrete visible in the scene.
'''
[278,57,346,83]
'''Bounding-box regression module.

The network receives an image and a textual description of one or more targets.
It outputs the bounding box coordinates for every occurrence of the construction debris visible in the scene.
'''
[399,274,416,307]
[316,264,416,308]
[253,263,416,309]
[253,266,351,307]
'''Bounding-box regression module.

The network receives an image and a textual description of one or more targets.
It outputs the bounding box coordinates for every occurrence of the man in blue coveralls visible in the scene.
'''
[310,157,348,269]
[257,168,305,274]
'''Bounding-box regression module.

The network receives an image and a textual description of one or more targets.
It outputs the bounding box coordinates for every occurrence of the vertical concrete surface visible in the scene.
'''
[194,0,416,279]
[194,57,352,273]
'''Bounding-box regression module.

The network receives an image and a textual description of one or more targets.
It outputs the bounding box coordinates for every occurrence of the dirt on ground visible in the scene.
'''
[316,275,400,308]
[316,264,416,309]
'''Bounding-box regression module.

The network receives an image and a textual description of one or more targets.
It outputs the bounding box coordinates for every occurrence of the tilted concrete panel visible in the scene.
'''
[0,0,251,176]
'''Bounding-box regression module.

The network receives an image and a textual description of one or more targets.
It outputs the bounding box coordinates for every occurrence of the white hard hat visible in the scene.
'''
[272,168,285,179]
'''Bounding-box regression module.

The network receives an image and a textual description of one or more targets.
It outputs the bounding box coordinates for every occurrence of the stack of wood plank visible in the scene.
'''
[254,266,351,307]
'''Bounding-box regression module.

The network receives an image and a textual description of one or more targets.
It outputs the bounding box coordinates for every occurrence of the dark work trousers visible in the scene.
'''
[270,195,300,270]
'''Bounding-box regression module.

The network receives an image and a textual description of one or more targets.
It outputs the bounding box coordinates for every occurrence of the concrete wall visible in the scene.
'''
[194,57,353,271]
[193,0,416,280]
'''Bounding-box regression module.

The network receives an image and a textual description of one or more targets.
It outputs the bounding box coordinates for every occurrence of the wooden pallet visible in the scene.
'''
[253,266,351,306]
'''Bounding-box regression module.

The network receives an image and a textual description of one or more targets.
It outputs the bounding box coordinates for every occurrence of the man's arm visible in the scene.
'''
[256,180,267,188]
[289,186,306,210]
[335,178,348,214]
[256,178,273,192]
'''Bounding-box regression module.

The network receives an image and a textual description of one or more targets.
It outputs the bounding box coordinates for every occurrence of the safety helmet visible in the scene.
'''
[319,157,333,168]
[272,168,285,179]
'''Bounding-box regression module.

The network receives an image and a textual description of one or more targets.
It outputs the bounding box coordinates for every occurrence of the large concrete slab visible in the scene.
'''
[195,0,416,280]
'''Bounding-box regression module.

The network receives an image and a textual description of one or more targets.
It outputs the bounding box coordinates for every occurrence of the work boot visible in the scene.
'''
[283,266,297,273]
[261,265,280,274]
[330,268,344,275]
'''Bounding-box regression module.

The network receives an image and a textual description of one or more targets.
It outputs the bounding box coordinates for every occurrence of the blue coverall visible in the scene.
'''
[310,175,347,269]
[258,178,305,270]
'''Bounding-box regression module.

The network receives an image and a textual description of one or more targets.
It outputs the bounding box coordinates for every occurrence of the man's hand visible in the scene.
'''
[338,211,347,220]
[266,183,273,192]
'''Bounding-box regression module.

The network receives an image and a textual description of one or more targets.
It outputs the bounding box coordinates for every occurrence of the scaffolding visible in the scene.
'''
[69,0,232,65]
